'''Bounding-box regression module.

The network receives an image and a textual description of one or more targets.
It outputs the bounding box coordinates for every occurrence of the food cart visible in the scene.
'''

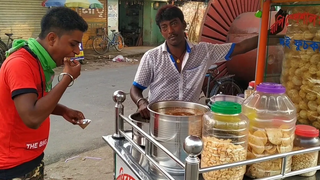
[103,0,320,179]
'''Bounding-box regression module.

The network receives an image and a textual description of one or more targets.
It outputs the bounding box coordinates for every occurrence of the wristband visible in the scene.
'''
[136,98,147,106]
[58,72,74,87]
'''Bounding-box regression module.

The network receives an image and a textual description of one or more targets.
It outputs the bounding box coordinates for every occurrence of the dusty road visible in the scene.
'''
[45,60,143,165]
[43,55,151,180]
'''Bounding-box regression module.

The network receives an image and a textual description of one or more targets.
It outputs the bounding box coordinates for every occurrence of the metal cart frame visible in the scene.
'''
[103,90,320,180]
[104,1,320,179]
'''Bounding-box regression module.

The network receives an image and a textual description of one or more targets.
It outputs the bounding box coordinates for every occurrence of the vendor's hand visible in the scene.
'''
[62,107,85,125]
[138,100,150,119]
[63,58,81,79]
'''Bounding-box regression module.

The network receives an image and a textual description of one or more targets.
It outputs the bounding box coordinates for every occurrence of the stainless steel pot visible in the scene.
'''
[129,113,149,146]
[147,101,209,174]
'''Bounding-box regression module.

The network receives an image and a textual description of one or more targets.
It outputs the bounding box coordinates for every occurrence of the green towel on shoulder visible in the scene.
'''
[6,38,56,92]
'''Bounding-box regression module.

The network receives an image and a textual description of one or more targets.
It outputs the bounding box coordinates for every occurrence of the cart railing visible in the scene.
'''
[111,90,320,180]
[118,118,180,180]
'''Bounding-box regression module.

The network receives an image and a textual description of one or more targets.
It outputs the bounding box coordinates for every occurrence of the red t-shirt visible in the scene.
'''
[0,48,50,169]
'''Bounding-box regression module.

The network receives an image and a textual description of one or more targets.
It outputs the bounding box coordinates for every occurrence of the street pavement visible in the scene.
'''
[44,46,152,165]
[84,46,154,60]
[44,46,209,179]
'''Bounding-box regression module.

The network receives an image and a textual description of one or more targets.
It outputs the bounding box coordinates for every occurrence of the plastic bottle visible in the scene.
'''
[244,81,255,99]
[202,101,248,180]
[242,82,297,178]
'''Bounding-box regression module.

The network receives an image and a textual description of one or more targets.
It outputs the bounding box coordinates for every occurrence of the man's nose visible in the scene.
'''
[73,45,80,55]
[167,25,174,34]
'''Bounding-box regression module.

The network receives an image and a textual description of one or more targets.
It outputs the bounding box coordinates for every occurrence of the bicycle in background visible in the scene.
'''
[0,33,14,67]
[0,31,18,65]
[84,35,95,49]
[0,43,5,66]
[0,32,14,50]
[0,48,4,67]
[201,64,243,103]
[93,26,125,54]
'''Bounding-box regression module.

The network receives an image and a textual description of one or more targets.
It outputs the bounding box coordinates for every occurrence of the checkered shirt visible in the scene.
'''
[133,40,235,104]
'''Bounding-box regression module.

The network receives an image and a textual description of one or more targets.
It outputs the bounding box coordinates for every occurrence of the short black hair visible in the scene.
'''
[39,7,88,39]
[155,5,185,28]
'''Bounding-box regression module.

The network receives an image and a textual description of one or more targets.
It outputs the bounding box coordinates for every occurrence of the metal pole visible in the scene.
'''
[120,114,186,168]
[111,90,126,179]
[185,156,200,180]
[255,0,271,86]
[112,90,126,139]
[206,74,210,98]
[281,156,287,175]
[199,146,320,173]
[183,136,203,180]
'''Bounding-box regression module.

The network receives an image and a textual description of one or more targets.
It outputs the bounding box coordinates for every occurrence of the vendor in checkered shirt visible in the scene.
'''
[130,5,286,118]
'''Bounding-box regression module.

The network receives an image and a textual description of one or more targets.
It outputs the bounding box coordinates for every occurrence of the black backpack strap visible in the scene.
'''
[22,45,44,97]
[22,45,38,59]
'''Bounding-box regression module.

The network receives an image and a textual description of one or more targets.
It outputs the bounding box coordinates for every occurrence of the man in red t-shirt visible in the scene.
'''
[0,7,88,179]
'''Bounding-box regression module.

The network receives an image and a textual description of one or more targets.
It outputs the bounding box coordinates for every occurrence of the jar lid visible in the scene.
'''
[295,125,319,138]
[249,81,255,87]
[211,101,241,115]
[256,82,286,94]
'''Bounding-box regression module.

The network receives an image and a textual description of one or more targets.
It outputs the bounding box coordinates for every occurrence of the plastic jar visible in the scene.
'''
[242,82,297,178]
[201,101,248,180]
[244,81,255,99]
[292,125,320,177]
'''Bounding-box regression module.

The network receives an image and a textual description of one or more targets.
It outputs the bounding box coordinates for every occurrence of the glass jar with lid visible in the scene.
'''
[292,125,320,177]
[201,101,248,180]
[242,82,297,178]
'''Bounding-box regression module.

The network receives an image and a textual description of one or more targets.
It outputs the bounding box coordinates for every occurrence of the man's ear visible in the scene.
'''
[46,32,58,46]
[183,21,187,30]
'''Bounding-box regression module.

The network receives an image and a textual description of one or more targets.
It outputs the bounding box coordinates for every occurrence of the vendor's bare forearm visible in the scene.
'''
[231,34,282,58]
[231,36,258,58]
[130,85,144,106]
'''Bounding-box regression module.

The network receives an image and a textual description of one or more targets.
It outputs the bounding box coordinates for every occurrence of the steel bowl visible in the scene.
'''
[129,112,150,147]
